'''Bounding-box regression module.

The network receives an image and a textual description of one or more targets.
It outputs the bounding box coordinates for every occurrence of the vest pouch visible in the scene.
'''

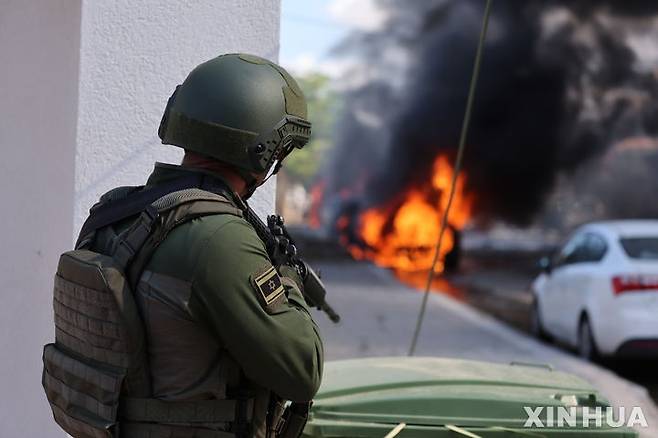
[43,249,150,437]
[43,343,125,438]
[44,188,245,437]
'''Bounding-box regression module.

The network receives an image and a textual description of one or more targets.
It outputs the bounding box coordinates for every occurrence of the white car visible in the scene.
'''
[530,220,658,360]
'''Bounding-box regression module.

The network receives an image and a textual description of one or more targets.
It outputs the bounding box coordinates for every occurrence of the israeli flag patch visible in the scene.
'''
[251,266,285,308]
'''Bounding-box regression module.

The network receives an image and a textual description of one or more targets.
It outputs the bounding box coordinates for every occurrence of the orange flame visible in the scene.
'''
[346,154,473,274]
[308,181,325,229]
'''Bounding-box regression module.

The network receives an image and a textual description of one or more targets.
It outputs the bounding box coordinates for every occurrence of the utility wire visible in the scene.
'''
[409,0,493,356]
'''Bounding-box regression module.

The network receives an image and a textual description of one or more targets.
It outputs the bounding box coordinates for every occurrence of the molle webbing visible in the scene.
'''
[53,276,124,356]
[43,344,123,418]
[45,184,249,438]
[43,342,125,437]
[53,251,148,390]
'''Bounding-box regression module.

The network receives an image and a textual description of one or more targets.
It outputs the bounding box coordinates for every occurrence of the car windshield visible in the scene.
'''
[620,237,658,260]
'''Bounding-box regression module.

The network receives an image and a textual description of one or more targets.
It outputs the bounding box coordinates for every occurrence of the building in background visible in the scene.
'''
[0,1,280,436]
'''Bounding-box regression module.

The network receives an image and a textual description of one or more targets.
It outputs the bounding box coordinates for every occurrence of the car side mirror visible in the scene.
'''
[538,256,552,274]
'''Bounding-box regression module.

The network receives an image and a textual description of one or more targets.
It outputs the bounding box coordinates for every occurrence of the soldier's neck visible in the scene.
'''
[181,152,247,196]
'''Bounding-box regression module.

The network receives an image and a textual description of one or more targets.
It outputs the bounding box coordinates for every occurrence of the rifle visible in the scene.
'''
[238,202,340,323]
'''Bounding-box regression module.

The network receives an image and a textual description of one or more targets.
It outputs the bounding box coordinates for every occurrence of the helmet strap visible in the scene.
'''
[234,168,261,200]
[243,178,259,200]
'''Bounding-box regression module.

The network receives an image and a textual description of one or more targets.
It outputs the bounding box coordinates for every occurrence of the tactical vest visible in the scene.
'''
[42,183,277,438]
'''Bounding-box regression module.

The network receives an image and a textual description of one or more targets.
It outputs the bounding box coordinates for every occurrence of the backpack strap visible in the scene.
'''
[124,188,242,290]
[111,207,159,270]
[78,175,244,288]
[78,175,203,244]
[76,174,244,247]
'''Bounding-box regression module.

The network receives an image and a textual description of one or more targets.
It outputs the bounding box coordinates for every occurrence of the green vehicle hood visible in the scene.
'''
[307,357,633,436]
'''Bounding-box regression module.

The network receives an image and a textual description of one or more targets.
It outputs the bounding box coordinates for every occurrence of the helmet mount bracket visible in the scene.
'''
[247,115,311,173]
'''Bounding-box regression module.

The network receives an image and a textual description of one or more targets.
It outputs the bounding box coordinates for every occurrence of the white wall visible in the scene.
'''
[0,1,81,436]
[0,1,280,436]
[74,0,281,230]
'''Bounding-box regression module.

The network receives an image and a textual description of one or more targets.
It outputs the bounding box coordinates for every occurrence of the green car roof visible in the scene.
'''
[304,357,636,438]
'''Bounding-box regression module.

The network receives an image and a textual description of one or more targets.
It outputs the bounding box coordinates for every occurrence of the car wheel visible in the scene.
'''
[530,299,551,342]
[578,316,599,361]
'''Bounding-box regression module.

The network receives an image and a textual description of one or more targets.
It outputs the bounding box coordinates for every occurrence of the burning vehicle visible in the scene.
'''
[310,0,658,281]
[340,155,472,274]
[296,0,658,436]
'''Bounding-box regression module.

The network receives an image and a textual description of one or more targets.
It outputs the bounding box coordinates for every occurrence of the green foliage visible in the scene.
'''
[284,73,340,186]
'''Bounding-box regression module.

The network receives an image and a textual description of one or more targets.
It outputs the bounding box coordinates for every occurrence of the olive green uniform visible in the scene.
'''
[43,53,320,438]
[130,163,323,436]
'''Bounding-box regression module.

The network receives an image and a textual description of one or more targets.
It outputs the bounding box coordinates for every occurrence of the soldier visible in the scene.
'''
[43,54,323,438]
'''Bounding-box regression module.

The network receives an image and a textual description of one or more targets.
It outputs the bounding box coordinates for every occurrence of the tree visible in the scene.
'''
[284,73,340,186]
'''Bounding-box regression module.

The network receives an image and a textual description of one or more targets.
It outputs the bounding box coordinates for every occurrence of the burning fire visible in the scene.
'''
[343,154,473,275]
[308,181,325,229]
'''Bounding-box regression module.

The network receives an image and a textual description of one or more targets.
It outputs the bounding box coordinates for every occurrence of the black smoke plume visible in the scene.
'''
[321,0,658,229]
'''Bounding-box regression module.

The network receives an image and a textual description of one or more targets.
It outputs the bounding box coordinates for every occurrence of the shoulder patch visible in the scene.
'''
[250,266,285,311]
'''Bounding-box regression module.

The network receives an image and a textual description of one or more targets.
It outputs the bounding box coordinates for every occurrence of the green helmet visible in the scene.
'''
[158,53,311,175]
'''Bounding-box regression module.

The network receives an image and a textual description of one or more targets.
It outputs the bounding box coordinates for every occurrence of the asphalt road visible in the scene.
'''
[446,259,658,406]
[310,259,658,438]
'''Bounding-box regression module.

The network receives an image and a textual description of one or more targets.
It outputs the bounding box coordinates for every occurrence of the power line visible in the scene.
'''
[408,0,493,356]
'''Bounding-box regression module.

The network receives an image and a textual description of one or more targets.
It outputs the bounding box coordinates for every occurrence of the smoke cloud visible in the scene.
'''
[321,0,658,229]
